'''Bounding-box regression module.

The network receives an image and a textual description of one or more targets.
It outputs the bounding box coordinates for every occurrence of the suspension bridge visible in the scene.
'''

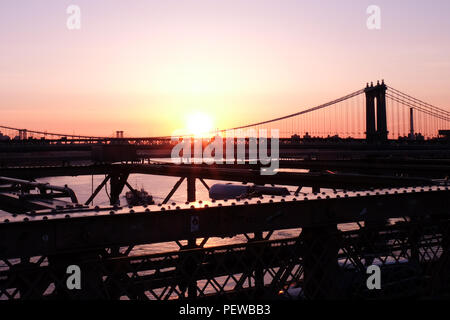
[1,81,450,300]
[0,81,449,143]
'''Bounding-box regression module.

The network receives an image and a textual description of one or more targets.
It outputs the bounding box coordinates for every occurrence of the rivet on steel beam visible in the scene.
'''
[130,209,135,213]
[175,207,180,210]
[190,205,195,209]
[43,216,48,220]
[218,203,223,207]
[65,215,70,219]
[160,208,165,211]
[244,201,249,205]
[257,200,261,204]
[23,217,29,222]
[269,199,274,203]
[293,198,297,201]
[4,219,9,223]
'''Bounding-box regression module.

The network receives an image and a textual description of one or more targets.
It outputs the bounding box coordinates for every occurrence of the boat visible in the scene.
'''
[125,188,154,206]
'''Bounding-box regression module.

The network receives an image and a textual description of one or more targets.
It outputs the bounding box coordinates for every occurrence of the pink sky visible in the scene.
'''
[1,0,450,136]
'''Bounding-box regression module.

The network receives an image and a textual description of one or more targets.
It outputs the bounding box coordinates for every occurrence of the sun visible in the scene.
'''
[186,112,214,137]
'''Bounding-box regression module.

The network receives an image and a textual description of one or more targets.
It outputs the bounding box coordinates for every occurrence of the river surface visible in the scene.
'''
[0,174,313,254]
[0,174,360,299]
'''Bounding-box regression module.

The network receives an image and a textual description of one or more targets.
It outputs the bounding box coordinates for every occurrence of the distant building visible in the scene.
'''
[415,133,424,141]
[290,134,300,143]
[0,132,11,141]
[439,130,450,140]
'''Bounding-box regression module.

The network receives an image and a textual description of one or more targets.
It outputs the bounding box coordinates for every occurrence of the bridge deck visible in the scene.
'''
[1,186,449,299]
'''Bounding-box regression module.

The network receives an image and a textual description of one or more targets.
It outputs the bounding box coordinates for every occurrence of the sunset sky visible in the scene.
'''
[1,0,450,137]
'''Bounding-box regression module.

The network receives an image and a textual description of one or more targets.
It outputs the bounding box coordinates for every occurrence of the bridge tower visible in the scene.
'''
[409,108,415,140]
[365,80,388,143]
[19,129,28,140]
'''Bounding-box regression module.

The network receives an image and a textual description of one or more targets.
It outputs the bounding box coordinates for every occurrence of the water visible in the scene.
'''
[1,173,351,254]
[35,174,300,206]
[12,175,304,254]
[37,174,213,207]
[0,174,362,299]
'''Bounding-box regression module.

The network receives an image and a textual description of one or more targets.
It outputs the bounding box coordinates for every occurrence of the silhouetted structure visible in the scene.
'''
[365,80,388,143]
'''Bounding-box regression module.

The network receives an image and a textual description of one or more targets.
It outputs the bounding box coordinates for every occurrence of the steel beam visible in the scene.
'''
[84,175,110,205]
[0,186,449,260]
[0,163,437,190]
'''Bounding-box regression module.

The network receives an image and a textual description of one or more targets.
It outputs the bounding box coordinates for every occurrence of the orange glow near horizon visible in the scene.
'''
[185,112,215,137]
